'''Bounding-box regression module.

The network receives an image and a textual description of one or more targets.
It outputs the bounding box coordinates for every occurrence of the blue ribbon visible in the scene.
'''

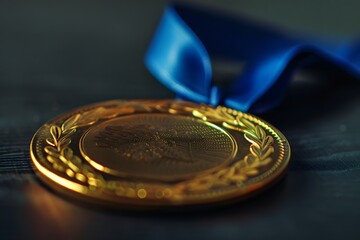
[145,3,360,112]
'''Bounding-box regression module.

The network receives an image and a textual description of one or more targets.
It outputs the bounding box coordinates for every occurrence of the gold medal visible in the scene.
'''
[30,100,290,207]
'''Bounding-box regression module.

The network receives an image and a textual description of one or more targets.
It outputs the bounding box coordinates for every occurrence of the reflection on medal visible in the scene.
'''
[30,100,290,207]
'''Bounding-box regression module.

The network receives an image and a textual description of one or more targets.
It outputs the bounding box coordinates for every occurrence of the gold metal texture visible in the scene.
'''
[30,100,291,207]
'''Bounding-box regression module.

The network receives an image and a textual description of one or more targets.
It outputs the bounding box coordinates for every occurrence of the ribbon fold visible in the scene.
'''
[145,3,360,112]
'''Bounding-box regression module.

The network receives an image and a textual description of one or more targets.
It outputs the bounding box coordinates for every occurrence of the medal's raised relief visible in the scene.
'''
[31,100,290,207]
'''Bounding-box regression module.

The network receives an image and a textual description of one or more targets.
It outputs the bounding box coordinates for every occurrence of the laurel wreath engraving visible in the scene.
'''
[43,102,274,198]
[177,106,274,192]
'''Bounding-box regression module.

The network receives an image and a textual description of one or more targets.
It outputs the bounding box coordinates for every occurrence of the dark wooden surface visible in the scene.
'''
[1,1,360,239]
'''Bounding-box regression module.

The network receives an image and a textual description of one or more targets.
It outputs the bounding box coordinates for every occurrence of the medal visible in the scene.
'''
[30,99,290,207]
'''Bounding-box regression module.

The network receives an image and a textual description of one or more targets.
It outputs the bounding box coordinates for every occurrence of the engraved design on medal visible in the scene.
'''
[80,114,237,181]
[177,106,276,192]
[34,100,285,204]
[95,124,200,162]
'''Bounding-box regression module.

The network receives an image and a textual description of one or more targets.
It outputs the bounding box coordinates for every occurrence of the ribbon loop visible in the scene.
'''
[145,3,360,112]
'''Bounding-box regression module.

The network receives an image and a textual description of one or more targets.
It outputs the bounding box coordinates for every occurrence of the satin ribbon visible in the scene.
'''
[145,3,360,112]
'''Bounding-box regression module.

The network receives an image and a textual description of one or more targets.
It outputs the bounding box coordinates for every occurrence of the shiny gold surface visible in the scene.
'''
[30,100,291,207]
[80,114,237,181]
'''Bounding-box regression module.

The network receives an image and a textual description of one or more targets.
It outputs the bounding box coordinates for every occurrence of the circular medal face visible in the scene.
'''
[30,100,290,207]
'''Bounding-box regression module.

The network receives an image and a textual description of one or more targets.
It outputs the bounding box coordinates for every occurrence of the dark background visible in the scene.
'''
[1,0,360,239]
